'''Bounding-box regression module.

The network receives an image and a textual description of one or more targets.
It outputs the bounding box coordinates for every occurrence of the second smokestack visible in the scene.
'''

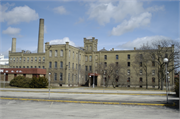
[37,18,44,53]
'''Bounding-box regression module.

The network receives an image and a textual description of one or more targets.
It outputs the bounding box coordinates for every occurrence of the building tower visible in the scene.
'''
[37,18,44,53]
[84,37,98,52]
[11,38,16,52]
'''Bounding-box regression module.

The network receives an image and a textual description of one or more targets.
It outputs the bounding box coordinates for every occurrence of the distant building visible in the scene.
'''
[0,54,9,68]
[8,18,174,88]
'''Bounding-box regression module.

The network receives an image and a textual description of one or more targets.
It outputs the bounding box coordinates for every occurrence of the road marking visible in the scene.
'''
[0,90,167,96]
[121,102,176,106]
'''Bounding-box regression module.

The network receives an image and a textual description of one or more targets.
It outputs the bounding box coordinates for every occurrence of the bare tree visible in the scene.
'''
[137,40,180,90]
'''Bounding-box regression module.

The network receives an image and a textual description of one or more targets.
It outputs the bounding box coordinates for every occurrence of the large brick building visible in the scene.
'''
[8,18,174,88]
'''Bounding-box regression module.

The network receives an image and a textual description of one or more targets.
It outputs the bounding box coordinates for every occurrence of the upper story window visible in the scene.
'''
[104,62,107,67]
[140,69,142,75]
[10,57,12,61]
[89,66,92,71]
[139,77,143,82]
[152,77,155,83]
[127,54,130,59]
[116,62,118,66]
[49,62,52,68]
[35,57,37,61]
[72,63,74,69]
[55,50,57,57]
[69,62,70,69]
[60,73,63,81]
[55,61,57,68]
[165,53,168,58]
[76,53,78,60]
[60,50,63,57]
[16,57,18,62]
[31,57,33,62]
[23,57,25,62]
[116,55,118,60]
[49,50,52,57]
[152,70,155,75]
[95,62,98,67]
[39,57,41,62]
[86,46,88,50]
[54,73,57,81]
[19,57,21,61]
[127,69,130,75]
[104,55,107,60]
[13,57,15,62]
[43,57,45,61]
[27,57,29,62]
[89,55,92,61]
[127,62,130,67]
[127,77,130,82]
[90,46,92,51]
[60,61,63,68]
[85,56,88,61]
[85,66,88,71]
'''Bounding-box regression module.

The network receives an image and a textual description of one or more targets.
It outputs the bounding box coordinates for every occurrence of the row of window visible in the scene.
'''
[53,73,63,81]
[127,69,155,75]
[85,66,92,71]
[10,57,45,62]
[113,77,156,83]
[49,61,80,69]
[49,50,81,60]
[12,66,45,68]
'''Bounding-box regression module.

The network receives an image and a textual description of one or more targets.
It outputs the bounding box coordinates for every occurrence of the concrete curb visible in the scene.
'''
[0,90,167,96]
[0,97,176,107]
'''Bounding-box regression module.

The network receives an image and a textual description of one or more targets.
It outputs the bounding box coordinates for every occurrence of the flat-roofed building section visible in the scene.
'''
[0,68,46,82]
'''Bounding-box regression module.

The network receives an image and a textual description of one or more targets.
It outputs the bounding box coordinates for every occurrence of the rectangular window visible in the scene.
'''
[116,55,118,60]
[140,69,142,75]
[127,69,130,75]
[55,62,57,68]
[38,66,40,68]
[20,58,21,62]
[43,57,45,61]
[127,62,130,67]
[60,73,63,81]
[152,77,155,83]
[35,57,37,61]
[89,56,92,61]
[16,66,18,68]
[16,57,18,62]
[104,62,107,67]
[140,77,143,82]
[152,70,155,75]
[60,61,63,68]
[49,62,52,68]
[104,55,107,60]
[49,50,52,57]
[127,77,130,82]
[85,56,88,61]
[31,57,33,62]
[128,54,130,59]
[31,66,33,68]
[42,66,45,69]
[27,57,29,62]
[69,62,70,69]
[19,66,21,68]
[35,66,37,68]
[95,62,98,67]
[54,73,57,81]
[24,57,25,62]
[55,50,57,57]
[89,66,92,71]
[76,53,78,60]
[60,50,63,57]
[13,57,15,62]
[39,57,41,62]
[139,62,142,67]
[152,61,155,66]
[72,63,74,69]
[10,57,12,61]
[86,66,88,71]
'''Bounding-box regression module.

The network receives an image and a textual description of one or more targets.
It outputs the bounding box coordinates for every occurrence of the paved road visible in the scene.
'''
[0,99,179,119]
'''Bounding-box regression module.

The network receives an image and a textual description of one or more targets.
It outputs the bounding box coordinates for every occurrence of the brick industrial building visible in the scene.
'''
[8,18,174,88]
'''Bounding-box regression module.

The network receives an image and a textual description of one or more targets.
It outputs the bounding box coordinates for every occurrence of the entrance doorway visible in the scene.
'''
[90,76,97,86]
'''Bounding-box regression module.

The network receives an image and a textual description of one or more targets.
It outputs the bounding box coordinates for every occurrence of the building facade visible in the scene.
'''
[9,18,174,88]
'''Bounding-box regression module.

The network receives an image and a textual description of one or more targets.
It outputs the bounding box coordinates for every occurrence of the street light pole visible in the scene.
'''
[4,73,6,88]
[48,73,51,99]
[93,74,94,88]
[163,58,168,103]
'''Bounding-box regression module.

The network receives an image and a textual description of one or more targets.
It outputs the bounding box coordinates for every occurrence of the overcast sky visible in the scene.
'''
[0,0,179,58]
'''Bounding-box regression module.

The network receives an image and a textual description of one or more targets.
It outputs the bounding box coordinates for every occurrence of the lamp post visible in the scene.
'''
[48,73,51,99]
[163,58,168,103]
[93,74,95,88]
[4,73,6,88]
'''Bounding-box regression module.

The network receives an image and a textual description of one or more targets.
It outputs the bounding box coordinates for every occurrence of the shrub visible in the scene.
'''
[9,76,32,88]
[174,77,179,97]
[30,77,48,88]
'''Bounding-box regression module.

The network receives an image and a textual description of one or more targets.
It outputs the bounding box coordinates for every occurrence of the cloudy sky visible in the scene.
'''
[0,0,179,58]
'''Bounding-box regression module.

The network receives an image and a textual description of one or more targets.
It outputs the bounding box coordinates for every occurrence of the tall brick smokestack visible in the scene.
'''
[37,18,44,53]
[11,38,16,52]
